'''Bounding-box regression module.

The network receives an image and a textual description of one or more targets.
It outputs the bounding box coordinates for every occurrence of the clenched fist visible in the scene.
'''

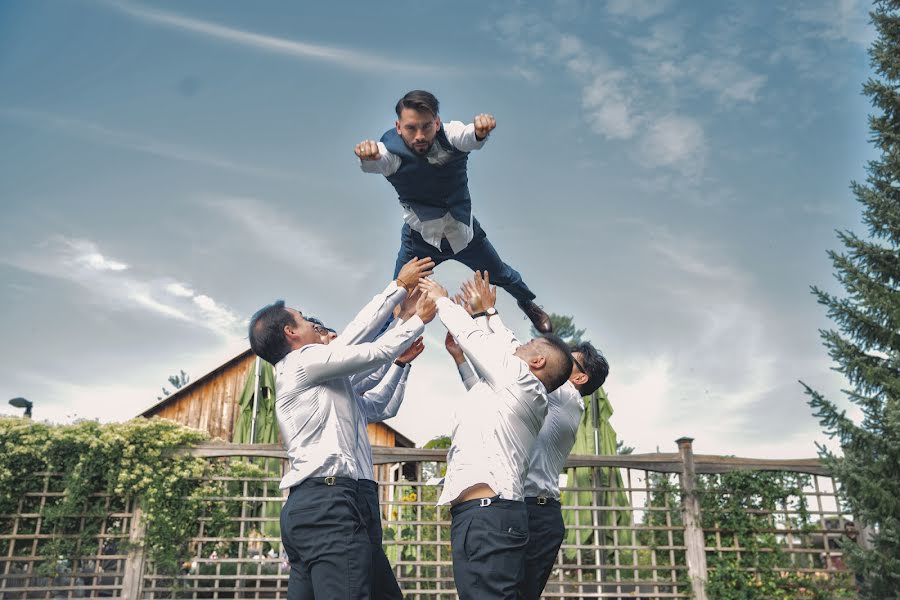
[474,114,496,140]
[354,140,381,161]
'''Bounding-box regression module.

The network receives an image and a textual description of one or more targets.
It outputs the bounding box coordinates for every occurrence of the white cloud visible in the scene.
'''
[1,236,244,341]
[793,0,874,47]
[103,0,443,74]
[582,72,639,140]
[203,195,370,281]
[637,114,706,175]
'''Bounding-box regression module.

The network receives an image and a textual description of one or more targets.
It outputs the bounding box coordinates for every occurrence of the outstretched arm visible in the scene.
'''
[443,115,496,152]
[420,278,518,389]
[355,139,401,176]
[335,258,434,346]
[361,337,423,422]
[446,332,479,391]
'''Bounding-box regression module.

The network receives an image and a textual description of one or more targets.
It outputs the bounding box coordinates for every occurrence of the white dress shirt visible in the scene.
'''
[524,382,584,499]
[456,315,584,500]
[359,121,487,253]
[274,282,424,489]
[435,298,548,505]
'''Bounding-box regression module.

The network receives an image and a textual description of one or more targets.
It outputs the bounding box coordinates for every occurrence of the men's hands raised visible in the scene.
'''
[419,278,449,302]
[444,332,465,364]
[354,139,381,161]
[394,287,423,321]
[396,257,435,293]
[474,114,496,140]
[415,293,438,324]
[461,270,497,313]
[396,336,425,365]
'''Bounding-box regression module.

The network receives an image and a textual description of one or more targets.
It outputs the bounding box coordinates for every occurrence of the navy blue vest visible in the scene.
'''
[380,126,472,224]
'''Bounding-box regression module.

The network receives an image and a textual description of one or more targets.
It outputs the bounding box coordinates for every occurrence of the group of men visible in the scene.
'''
[248,90,610,600]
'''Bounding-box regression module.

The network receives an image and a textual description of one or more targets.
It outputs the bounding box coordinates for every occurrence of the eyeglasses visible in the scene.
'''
[305,316,335,337]
[572,355,587,377]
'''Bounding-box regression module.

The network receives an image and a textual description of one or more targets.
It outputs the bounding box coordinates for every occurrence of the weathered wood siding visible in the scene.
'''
[148,353,255,441]
[143,352,415,448]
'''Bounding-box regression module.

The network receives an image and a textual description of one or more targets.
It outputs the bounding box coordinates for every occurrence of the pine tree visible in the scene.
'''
[804,2,900,596]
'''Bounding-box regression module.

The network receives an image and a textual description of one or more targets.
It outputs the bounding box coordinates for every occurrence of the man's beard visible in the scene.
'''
[411,140,433,155]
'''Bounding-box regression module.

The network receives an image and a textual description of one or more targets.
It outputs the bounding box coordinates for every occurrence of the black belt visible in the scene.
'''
[525,496,561,507]
[290,476,357,495]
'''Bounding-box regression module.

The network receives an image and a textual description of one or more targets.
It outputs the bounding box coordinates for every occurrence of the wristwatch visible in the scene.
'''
[472,307,498,319]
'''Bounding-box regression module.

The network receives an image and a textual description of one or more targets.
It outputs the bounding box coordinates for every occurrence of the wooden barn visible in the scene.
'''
[138,348,416,451]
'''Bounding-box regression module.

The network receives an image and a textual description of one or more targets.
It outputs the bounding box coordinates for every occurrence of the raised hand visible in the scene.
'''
[444,332,464,364]
[396,257,435,292]
[474,114,496,140]
[453,293,474,316]
[416,292,438,324]
[419,278,449,301]
[397,336,425,365]
[354,139,381,161]
[472,270,497,310]
[395,287,423,321]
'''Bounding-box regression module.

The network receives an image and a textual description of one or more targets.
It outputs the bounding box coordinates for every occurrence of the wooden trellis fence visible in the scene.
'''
[0,439,863,599]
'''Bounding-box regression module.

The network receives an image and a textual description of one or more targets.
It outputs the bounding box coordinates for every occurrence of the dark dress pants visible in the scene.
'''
[358,479,404,600]
[281,477,372,600]
[450,497,529,600]
[392,219,536,303]
[518,497,566,600]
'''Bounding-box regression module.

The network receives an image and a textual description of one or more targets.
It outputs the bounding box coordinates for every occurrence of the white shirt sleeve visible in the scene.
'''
[333,281,406,346]
[443,120,488,152]
[456,361,479,391]
[359,363,407,422]
[436,298,520,390]
[358,142,402,176]
[295,316,424,385]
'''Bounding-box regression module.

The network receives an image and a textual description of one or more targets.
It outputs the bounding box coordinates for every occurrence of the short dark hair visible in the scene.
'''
[395,90,439,118]
[538,334,575,393]
[248,300,296,365]
[571,341,609,397]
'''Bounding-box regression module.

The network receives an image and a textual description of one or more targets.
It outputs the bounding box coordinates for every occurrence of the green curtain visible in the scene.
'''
[562,388,632,552]
[232,358,281,541]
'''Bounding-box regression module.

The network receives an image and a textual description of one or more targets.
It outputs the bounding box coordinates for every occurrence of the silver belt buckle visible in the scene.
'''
[324,476,336,486]
[537,496,548,505]
[479,497,492,507]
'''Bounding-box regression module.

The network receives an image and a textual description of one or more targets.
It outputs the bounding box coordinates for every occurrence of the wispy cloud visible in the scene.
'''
[102,0,444,74]
[0,107,296,180]
[201,195,371,281]
[793,0,874,47]
[1,236,244,341]
[606,0,672,21]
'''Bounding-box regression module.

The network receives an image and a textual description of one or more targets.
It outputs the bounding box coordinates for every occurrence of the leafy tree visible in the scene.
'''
[530,313,585,343]
[616,439,634,455]
[804,2,900,597]
[158,369,190,401]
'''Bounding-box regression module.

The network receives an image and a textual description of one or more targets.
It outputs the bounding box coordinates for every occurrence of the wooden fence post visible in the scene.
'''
[121,499,147,600]
[676,437,708,600]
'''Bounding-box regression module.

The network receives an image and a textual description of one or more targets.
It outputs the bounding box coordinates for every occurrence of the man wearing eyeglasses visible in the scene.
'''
[446,271,610,600]
[247,256,435,600]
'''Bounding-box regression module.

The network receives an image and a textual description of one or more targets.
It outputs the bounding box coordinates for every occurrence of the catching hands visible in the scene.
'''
[395,287,423,321]
[474,114,496,140]
[419,278,449,302]
[444,332,465,365]
[396,337,425,365]
[354,139,381,161]
[415,293,438,324]
[396,257,435,293]
[461,270,497,313]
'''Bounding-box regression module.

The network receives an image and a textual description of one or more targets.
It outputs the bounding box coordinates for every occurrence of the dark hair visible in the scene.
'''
[538,334,575,393]
[248,300,296,365]
[570,341,609,397]
[395,90,439,118]
[306,315,336,334]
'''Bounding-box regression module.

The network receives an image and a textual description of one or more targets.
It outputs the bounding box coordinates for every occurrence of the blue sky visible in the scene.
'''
[0,0,877,458]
